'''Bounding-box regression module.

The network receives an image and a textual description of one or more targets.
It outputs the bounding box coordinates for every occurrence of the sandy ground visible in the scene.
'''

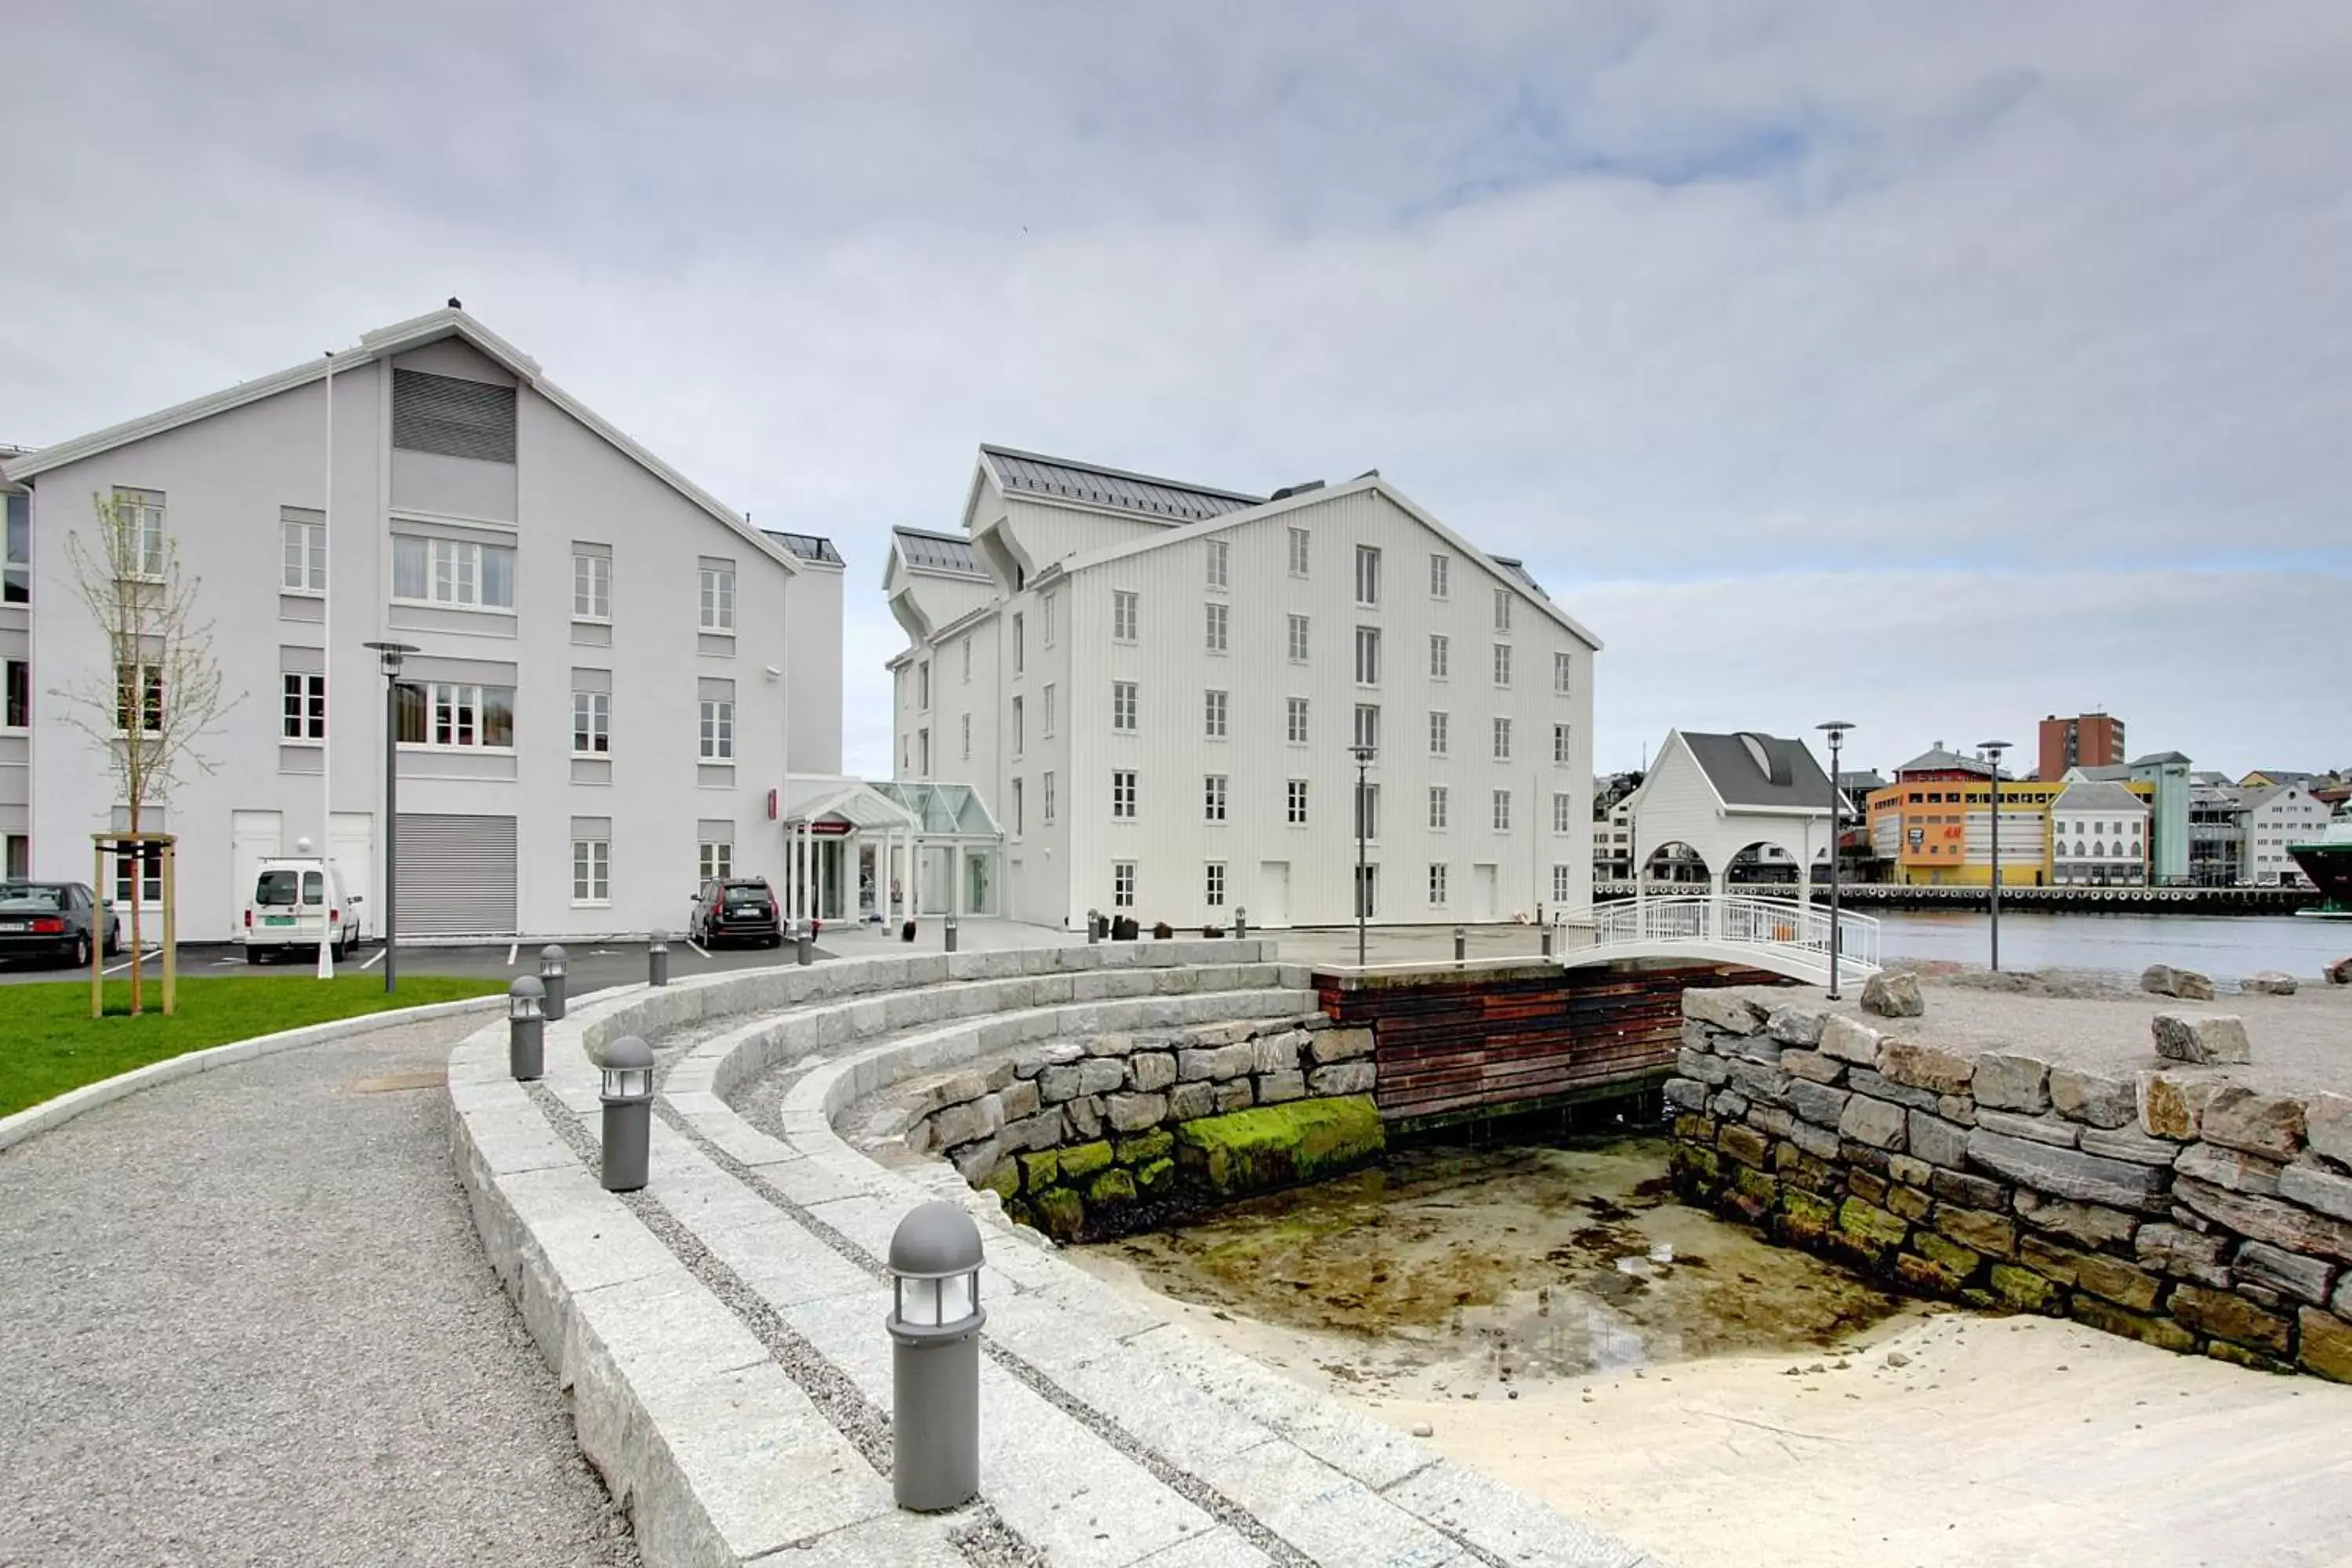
[1078,1258,2352,1568]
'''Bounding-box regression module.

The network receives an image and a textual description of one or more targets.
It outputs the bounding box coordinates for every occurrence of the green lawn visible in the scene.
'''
[0,974,508,1118]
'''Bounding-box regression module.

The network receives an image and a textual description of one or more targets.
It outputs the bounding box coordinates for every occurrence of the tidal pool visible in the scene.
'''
[1073,1137,1911,1391]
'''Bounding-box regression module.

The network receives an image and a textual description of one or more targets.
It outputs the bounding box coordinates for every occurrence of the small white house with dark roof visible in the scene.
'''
[2049,774,2150,886]
[1620,729,1841,893]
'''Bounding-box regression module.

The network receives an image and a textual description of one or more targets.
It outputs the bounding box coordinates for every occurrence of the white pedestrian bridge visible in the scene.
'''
[1566,894,1882,988]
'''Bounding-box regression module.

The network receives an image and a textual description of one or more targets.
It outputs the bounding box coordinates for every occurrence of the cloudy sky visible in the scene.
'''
[4,2,2347,780]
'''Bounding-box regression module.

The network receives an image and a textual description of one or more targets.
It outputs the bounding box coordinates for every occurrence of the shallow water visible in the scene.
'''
[1079,1138,1907,1386]
[1871,908,2344,978]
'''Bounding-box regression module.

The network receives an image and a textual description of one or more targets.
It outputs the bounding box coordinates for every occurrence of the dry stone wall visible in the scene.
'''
[1667,989,2352,1383]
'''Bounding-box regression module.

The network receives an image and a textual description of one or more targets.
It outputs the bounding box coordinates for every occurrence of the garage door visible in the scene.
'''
[394,813,517,936]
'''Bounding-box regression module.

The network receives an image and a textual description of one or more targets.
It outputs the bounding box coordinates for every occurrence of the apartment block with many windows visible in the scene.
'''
[0,307,843,939]
[887,446,1600,928]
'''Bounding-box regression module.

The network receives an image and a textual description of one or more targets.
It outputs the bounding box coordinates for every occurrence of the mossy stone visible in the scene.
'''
[1893,1252,1965,1296]
[1003,1198,1034,1231]
[1838,1198,1908,1250]
[1732,1164,1780,1207]
[1989,1262,2064,1315]
[1914,1230,1981,1279]
[979,1161,1020,1202]
[1058,1140,1114,1181]
[1031,1186,1085,1242]
[1172,1094,1383,1198]
[1087,1168,1138,1206]
[1019,1150,1062,1191]
[1115,1128,1174,1167]
[1781,1188,1836,1229]
[2071,1294,2200,1355]
[1134,1156,1177,1193]
[1669,1144,1722,1189]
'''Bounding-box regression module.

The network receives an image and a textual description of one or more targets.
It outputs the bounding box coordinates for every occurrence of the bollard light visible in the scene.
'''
[539,943,569,1022]
[1454,924,1468,962]
[1541,922,1555,959]
[1233,906,1247,942]
[886,1200,985,1512]
[795,917,815,967]
[507,975,546,1080]
[944,911,960,954]
[1086,908,1101,945]
[648,930,670,988]
[599,1034,655,1192]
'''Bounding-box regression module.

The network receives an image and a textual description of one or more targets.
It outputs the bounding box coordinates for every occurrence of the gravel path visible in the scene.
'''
[0,1012,637,1568]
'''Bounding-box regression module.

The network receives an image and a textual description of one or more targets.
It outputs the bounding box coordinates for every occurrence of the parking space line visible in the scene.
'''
[361,948,385,970]
[505,942,518,966]
[687,938,710,958]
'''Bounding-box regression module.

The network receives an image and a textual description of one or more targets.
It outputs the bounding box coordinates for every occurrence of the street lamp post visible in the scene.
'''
[1348,743,1376,967]
[1977,740,2012,973]
[1816,720,1853,1000]
[363,641,418,994]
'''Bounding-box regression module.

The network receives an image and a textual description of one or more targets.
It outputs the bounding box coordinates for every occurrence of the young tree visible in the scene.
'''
[50,489,239,1014]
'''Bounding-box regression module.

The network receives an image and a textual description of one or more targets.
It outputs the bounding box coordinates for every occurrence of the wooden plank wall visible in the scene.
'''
[1322,964,1784,1123]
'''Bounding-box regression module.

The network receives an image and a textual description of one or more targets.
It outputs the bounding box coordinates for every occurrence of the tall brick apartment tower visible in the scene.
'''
[2038,711,2126,780]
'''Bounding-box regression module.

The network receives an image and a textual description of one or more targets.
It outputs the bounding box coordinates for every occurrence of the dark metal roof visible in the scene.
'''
[1681,731,1836,811]
[2129,750,2192,766]
[764,530,843,565]
[894,527,988,577]
[1895,743,1997,778]
[1490,556,1552,601]
[982,444,1261,523]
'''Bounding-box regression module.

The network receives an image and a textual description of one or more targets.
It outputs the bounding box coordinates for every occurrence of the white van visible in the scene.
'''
[241,858,363,961]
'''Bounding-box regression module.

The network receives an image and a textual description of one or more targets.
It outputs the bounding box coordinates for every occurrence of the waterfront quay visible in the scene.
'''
[1593,880,2322,916]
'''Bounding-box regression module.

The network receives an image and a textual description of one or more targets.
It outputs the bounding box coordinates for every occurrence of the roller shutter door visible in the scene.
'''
[394,813,517,935]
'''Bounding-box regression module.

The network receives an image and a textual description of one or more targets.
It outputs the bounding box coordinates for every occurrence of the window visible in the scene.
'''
[572,550,611,619]
[1043,771,1056,824]
[393,368,517,460]
[917,661,931,710]
[1012,612,1025,672]
[1112,681,1138,732]
[1429,785,1450,829]
[1011,696,1024,757]
[1354,703,1381,752]
[1492,717,1512,761]
[1355,544,1381,607]
[1355,780,1381,840]
[1205,602,1229,653]
[1287,779,1309,825]
[699,840,733,881]
[571,691,610,755]
[699,699,735,760]
[2,659,27,729]
[918,728,931,774]
[397,683,514,750]
[572,838,610,905]
[961,639,971,683]
[281,673,326,741]
[1112,590,1138,642]
[394,535,516,609]
[1429,710,1450,756]
[1204,688,1229,739]
[115,662,164,736]
[1553,724,1572,765]
[1492,789,1512,832]
[1011,777,1024,836]
[1554,651,1573,695]
[1494,588,1512,633]
[1429,633,1450,680]
[1492,643,1512,687]
[958,712,970,760]
[1288,526,1310,576]
[1042,590,1056,648]
[1288,614,1310,663]
[111,488,165,579]
[115,843,163,906]
[5,493,27,603]
[1428,863,1449,906]
[699,564,735,630]
[1205,774,1228,822]
[1043,684,1056,738]
[1355,626,1381,685]
[1553,792,1574,833]
[1553,865,1574,904]
[1205,862,1226,906]
[1287,697,1310,744]
[1112,770,1137,819]
[1113,861,1136,908]
[282,518,325,593]
[1355,862,1378,920]
[1428,553,1450,599]
[1206,539,1229,590]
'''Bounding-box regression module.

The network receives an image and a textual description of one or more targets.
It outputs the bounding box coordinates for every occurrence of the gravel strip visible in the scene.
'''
[0,1011,637,1568]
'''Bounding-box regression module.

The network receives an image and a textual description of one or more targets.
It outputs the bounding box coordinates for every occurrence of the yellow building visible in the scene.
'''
[1866,744,2154,886]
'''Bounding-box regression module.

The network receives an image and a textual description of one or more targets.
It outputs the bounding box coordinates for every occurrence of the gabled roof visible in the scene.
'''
[979,444,1261,524]
[1895,743,1996,778]
[2,307,795,573]
[2130,750,2192,767]
[2052,779,2148,814]
[2074,764,2135,783]
[892,526,989,578]
[1679,731,1837,813]
[2241,769,2317,788]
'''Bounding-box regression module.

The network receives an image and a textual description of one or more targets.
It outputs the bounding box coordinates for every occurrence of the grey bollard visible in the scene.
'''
[944,912,959,953]
[648,931,670,987]
[1086,908,1101,945]
[887,1201,985,1512]
[1541,924,1555,958]
[1233,906,1247,942]
[796,918,814,966]
[1454,925,1468,962]
[599,1034,655,1192]
[507,975,546,1080]
[539,943,568,1022]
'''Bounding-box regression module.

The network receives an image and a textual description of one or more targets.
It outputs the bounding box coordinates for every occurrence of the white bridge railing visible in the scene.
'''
[1584,895,1880,984]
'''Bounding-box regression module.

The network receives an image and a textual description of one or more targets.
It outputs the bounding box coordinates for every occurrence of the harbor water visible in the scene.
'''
[1867,909,2345,980]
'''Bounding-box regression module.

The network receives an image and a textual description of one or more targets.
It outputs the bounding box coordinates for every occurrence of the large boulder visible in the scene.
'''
[1172,1095,1384,1197]
[2241,971,2300,996]
[2327,956,2352,987]
[1861,971,1924,1018]
[2151,1012,2250,1065]
[2141,964,2216,1000]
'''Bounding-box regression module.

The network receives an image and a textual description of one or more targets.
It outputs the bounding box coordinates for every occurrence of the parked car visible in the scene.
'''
[240,858,363,962]
[0,881,120,967]
[690,877,786,948]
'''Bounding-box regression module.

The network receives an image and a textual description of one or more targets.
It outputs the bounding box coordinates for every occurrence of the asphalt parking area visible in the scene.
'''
[0,933,835,991]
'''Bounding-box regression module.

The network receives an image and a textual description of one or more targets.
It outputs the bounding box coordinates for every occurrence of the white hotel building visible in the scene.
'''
[0,307,844,941]
[887,448,1601,930]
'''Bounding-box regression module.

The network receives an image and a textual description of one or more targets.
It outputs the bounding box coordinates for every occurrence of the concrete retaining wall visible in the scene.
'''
[1666,989,2352,1382]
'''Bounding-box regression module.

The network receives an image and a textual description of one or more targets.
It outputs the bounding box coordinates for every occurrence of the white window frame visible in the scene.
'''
[2,658,28,731]
[1204,688,1229,739]
[1355,779,1381,842]
[1493,716,1512,762]
[281,671,326,742]
[1042,590,1056,648]
[1428,862,1449,906]
[1494,588,1513,633]
[1355,544,1381,608]
[961,712,971,760]
[1553,724,1572,766]
[1206,539,1230,590]
[1112,860,1136,909]
[1552,865,1574,904]
[1112,681,1138,733]
[1012,612,1025,673]
[699,840,733,881]
[1428,553,1450,600]
[282,518,325,594]
[1287,779,1309,826]
[1493,788,1512,833]
[1554,650,1573,696]
[572,551,612,620]
[1493,641,1513,688]
[113,490,166,580]
[1429,633,1450,681]
[699,699,735,760]
[570,691,611,756]
[1043,770,1056,825]
[1112,590,1138,643]
[409,681,514,752]
[1553,792,1574,834]
[572,838,611,906]
[1011,696,1023,758]
[1112,769,1138,820]
[1287,614,1310,663]
[1205,862,1226,907]
[1353,702,1380,753]
[1288,526,1310,577]
[1429,710,1449,757]
[1355,626,1381,686]
[1429,784,1449,830]
[1205,773,1228,822]
[699,564,735,631]
[394,535,515,611]
[1043,683,1056,738]
[1205,601,1229,653]
[1286,697,1309,745]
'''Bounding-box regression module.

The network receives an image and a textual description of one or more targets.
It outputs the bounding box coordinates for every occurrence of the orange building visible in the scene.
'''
[1867,742,2153,886]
